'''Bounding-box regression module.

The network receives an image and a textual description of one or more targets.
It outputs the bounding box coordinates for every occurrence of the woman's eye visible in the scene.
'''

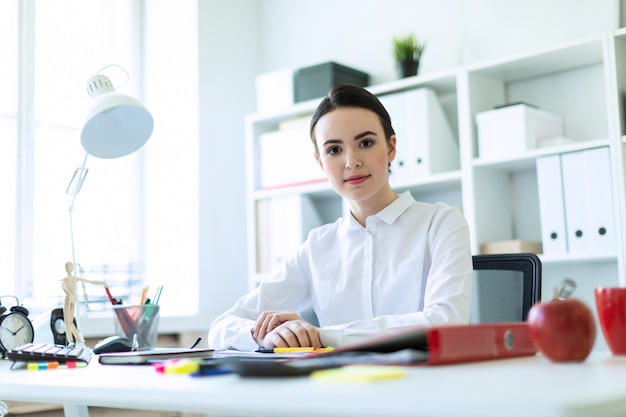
[360,139,374,148]
[327,146,341,155]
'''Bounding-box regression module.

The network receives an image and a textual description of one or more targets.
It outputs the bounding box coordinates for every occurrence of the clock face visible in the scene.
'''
[0,312,35,351]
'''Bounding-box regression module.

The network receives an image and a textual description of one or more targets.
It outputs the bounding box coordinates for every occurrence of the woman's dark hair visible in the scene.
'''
[309,83,395,155]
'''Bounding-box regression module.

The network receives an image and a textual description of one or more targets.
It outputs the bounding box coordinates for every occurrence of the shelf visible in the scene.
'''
[246,31,626,291]
[391,170,462,193]
[368,68,458,97]
[252,180,333,200]
[247,100,317,125]
[466,35,605,82]
[472,138,611,172]
[247,67,459,126]
[539,253,618,266]
[615,27,626,39]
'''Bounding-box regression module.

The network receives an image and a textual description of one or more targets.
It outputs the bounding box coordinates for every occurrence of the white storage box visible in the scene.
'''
[255,69,294,113]
[476,104,563,159]
[259,124,326,190]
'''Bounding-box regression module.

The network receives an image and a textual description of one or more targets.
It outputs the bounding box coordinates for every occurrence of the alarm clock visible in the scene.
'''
[0,301,35,355]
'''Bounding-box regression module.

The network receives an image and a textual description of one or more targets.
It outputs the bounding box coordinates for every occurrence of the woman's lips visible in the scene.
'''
[345,175,369,185]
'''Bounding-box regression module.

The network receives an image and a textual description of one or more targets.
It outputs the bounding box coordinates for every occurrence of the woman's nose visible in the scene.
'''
[345,151,362,169]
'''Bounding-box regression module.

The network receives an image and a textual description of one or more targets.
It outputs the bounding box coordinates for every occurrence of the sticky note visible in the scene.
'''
[164,358,201,374]
[310,365,407,383]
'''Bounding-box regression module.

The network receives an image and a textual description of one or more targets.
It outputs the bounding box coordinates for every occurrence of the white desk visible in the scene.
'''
[2,352,626,417]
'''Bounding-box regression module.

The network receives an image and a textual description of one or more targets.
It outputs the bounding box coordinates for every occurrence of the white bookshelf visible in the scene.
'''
[244,32,626,349]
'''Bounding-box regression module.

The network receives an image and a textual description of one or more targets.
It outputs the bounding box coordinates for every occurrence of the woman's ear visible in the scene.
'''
[315,153,324,170]
[387,135,397,162]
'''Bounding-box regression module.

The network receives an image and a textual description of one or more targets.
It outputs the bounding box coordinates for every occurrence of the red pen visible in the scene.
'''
[105,287,122,305]
[104,287,139,339]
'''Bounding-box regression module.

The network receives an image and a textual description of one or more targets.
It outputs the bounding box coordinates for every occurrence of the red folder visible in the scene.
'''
[326,322,537,365]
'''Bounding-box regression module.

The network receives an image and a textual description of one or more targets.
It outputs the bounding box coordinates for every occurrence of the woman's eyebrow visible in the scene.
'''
[322,138,342,147]
[322,131,377,147]
[354,131,377,140]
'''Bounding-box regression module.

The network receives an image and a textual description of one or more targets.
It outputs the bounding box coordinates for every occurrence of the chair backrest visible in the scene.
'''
[469,253,542,324]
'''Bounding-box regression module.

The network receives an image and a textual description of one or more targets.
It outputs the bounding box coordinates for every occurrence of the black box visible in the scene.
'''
[294,62,369,103]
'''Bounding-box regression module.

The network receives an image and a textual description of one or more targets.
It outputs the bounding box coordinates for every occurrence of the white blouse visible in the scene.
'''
[208,191,473,350]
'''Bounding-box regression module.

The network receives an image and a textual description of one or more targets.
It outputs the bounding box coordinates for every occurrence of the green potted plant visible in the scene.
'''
[393,33,425,78]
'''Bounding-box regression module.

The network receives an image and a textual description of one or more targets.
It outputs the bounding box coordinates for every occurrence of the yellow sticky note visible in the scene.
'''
[310,365,406,383]
[164,358,200,375]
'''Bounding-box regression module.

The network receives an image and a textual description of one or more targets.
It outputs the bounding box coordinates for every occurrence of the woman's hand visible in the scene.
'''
[264,319,323,348]
[252,311,322,348]
[252,311,300,342]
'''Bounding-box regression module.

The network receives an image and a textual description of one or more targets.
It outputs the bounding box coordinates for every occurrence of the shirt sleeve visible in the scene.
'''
[208,244,313,350]
[207,288,261,351]
[320,206,472,348]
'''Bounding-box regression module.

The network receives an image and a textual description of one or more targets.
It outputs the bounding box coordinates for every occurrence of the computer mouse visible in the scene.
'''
[93,335,133,354]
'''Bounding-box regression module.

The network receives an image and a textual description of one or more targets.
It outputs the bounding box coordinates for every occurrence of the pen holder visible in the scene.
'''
[112,304,160,350]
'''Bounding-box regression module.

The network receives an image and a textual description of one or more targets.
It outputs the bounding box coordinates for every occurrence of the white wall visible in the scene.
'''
[197,0,620,322]
[258,0,617,84]
[198,0,260,319]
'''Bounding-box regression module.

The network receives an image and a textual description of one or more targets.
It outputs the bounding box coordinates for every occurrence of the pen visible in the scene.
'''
[255,347,331,353]
[154,285,163,305]
[189,337,202,349]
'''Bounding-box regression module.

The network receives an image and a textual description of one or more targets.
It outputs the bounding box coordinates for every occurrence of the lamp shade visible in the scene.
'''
[80,74,154,159]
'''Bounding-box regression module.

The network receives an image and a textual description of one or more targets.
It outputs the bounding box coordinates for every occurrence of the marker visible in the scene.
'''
[255,347,332,353]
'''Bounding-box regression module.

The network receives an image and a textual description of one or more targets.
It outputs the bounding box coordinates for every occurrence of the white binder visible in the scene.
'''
[536,155,568,255]
[561,147,615,254]
[379,89,459,186]
[378,93,411,184]
[405,88,459,179]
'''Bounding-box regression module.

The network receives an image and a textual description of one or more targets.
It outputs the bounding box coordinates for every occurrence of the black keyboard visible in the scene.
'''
[7,342,92,364]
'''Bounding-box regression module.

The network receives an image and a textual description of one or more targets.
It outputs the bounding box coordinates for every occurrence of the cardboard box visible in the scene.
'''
[476,104,563,159]
[480,240,543,255]
[294,62,369,103]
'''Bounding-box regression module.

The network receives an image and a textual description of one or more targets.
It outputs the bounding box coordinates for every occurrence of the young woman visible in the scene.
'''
[208,84,472,350]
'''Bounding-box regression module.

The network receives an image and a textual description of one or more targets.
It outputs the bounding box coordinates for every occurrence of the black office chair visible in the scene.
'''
[470,253,542,324]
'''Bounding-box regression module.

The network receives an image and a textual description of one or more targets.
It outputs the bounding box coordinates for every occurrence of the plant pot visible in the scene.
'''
[397,59,419,78]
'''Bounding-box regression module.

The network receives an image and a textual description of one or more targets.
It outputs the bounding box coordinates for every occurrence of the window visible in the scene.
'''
[0,1,18,297]
[3,0,199,320]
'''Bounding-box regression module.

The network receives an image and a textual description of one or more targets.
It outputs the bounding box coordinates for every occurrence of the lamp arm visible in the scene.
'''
[67,152,89,212]
[66,152,90,308]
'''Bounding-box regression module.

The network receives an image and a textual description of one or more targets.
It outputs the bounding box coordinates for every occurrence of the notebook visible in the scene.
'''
[98,347,214,365]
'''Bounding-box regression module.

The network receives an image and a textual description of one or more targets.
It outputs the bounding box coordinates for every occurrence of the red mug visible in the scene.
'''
[595,287,626,355]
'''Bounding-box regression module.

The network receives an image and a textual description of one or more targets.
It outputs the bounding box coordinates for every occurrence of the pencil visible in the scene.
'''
[256,347,331,353]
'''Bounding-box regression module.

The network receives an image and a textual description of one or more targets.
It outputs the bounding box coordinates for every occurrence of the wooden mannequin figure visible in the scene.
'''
[61,261,108,345]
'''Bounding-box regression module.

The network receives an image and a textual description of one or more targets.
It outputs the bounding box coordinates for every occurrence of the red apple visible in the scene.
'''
[527,298,596,362]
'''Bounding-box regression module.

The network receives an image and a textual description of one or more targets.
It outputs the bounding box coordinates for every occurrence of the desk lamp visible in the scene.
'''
[64,68,153,339]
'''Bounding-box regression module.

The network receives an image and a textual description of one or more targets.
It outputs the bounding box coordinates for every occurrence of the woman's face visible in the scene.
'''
[313,106,396,204]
